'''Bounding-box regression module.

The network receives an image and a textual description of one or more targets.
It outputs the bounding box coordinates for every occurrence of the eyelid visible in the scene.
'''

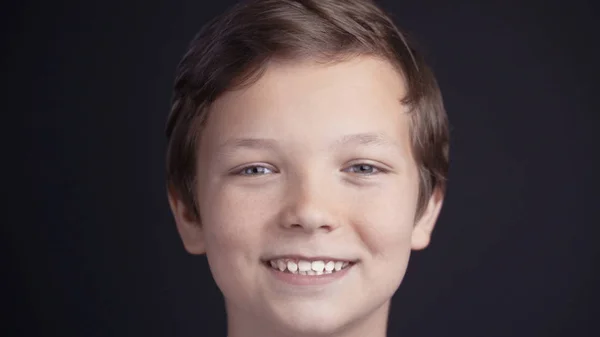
[343,161,390,175]
[231,163,278,176]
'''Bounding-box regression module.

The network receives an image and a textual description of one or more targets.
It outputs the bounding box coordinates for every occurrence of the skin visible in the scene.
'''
[168,56,443,337]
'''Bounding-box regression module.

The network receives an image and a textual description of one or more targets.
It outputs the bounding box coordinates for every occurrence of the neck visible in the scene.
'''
[226,300,390,337]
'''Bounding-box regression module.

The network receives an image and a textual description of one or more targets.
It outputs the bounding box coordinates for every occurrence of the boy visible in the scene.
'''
[165,0,449,336]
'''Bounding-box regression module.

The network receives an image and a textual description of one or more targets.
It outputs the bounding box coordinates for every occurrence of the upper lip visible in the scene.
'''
[263,255,357,262]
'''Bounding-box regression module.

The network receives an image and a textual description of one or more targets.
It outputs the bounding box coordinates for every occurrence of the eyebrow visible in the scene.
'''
[332,132,397,149]
[218,137,278,152]
[217,132,396,154]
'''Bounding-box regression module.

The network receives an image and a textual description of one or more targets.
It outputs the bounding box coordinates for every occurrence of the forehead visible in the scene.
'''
[202,56,411,154]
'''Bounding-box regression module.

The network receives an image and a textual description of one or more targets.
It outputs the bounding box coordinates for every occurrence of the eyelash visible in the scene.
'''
[343,163,385,175]
[235,163,386,176]
[237,165,276,176]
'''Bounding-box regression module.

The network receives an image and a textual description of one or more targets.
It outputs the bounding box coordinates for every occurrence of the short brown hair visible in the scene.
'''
[166,0,449,221]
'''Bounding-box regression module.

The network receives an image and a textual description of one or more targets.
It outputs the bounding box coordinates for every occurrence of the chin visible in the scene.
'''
[276,316,347,336]
[267,300,358,336]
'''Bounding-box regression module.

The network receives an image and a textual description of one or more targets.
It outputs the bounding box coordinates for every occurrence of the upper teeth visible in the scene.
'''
[268,259,350,274]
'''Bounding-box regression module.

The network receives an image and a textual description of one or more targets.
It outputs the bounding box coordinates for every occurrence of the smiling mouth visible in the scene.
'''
[264,258,354,275]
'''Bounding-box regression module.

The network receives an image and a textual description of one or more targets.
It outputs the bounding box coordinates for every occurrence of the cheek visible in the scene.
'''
[337,178,419,309]
[199,181,279,268]
[202,185,270,254]
[354,182,419,252]
[198,183,276,299]
[361,189,417,238]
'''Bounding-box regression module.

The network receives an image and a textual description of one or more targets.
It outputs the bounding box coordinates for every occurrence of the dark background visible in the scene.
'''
[7,0,598,336]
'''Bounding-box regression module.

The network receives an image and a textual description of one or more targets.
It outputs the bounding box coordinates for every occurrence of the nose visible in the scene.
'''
[279,175,340,233]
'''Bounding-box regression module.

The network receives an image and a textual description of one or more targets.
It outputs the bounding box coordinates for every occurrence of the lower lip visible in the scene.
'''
[265,264,354,286]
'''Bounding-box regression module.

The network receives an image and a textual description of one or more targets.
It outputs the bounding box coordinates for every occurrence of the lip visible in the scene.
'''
[263,260,356,286]
[262,255,357,263]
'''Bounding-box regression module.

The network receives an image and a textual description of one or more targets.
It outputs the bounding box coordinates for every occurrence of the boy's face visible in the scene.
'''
[169,56,443,336]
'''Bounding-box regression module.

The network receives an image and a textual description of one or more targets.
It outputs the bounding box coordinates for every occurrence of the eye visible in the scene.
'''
[344,163,382,175]
[237,165,274,176]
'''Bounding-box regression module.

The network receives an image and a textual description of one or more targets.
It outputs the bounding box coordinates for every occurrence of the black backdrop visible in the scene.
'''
[8,0,599,336]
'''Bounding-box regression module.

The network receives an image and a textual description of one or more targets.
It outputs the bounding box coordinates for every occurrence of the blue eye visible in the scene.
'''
[238,165,273,176]
[345,164,381,175]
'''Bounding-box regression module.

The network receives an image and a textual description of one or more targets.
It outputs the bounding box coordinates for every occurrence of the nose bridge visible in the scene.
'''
[283,169,338,232]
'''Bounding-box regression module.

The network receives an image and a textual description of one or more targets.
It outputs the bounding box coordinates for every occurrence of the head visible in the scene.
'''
[166,0,449,336]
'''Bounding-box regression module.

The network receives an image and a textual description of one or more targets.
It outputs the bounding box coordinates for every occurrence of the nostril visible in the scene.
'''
[286,222,337,232]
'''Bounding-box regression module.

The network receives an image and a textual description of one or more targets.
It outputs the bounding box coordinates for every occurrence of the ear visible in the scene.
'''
[167,184,206,255]
[411,187,444,250]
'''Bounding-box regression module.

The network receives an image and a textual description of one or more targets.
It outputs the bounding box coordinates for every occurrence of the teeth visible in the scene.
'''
[297,260,311,272]
[311,261,325,272]
[287,261,298,272]
[268,258,353,275]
